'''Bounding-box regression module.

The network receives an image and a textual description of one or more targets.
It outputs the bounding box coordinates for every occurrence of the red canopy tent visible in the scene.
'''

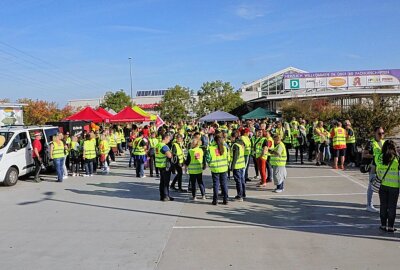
[65,107,108,123]
[96,107,114,118]
[110,106,150,122]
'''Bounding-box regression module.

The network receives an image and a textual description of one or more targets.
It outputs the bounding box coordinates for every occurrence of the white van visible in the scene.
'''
[0,125,59,186]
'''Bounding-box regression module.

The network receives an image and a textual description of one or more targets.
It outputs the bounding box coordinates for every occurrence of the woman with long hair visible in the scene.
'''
[377,140,399,233]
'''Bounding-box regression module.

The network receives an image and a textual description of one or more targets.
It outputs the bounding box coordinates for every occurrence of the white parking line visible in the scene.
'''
[332,169,368,189]
[288,175,342,179]
[249,192,365,198]
[173,223,377,230]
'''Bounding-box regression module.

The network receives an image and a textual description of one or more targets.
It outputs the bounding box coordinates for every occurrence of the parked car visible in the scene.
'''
[0,125,59,186]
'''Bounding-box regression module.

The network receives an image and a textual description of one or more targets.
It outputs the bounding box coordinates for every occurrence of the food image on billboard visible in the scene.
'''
[327,77,347,87]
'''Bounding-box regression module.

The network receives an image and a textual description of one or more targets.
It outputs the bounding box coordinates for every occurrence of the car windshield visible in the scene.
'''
[0,131,14,149]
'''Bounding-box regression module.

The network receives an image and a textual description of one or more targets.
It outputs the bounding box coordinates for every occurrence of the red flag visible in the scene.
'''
[156,115,165,128]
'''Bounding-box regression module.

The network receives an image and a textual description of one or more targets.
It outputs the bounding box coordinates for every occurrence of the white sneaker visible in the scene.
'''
[201,195,206,200]
[63,176,68,180]
[192,196,197,201]
[366,205,379,213]
[274,189,284,193]
[140,175,146,178]
[89,174,93,177]
[82,174,89,177]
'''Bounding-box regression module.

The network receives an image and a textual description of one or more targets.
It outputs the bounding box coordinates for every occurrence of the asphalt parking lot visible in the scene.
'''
[1,156,399,270]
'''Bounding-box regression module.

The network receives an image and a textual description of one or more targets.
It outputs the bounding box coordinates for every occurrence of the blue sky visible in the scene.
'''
[0,0,399,105]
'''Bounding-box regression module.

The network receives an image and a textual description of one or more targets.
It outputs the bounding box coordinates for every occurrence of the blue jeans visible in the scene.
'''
[190,173,205,197]
[233,168,246,198]
[367,173,375,206]
[244,155,250,180]
[212,172,228,202]
[266,158,273,182]
[135,156,145,177]
[54,157,65,181]
[85,159,94,175]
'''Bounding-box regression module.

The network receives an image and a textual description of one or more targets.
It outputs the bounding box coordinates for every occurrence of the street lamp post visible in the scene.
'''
[128,57,133,100]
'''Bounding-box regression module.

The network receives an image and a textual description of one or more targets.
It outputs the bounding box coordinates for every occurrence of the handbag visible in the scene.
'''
[370,158,395,193]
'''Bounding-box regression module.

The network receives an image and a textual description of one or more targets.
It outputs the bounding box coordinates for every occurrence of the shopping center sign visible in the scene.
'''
[284,69,400,90]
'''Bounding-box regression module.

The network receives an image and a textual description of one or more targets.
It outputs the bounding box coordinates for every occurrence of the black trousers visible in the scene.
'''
[171,164,183,189]
[149,155,159,176]
[252,156,259,177]
[308,139,315,161]
[346,143,356,163]
[33,157,41,180]
[295,145,305,162]
[159,168,171,200]
[108,149,115,162]
[379,185,399,228]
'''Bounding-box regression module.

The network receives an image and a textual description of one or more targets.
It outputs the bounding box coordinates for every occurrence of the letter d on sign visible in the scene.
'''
[290,79,300,89]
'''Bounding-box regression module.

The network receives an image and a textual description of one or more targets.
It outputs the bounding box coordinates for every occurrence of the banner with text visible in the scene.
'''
[284,69,400,90]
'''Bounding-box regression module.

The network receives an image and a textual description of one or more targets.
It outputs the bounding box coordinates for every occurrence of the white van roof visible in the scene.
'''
[0,125,58,132]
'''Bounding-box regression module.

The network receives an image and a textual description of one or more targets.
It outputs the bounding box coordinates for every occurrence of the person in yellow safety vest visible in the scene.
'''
[70,135,81,177]
[314,121,328,166]
[206,134,229,205]
[283,122,292,162]
[148,132,159,177]
[118,126,125,153]
[133,131,147,178]
[91,131,99,174]
[230,130,246,201]
[344,120,356,167]
[108,129,117,162]
[155,133,174,202]
[330,121,347,170]
[99,134,110,173]
[362,126,386,213]
[376,140,400,233]
[290,117,299,130]
[51,133,65,182]
[250,129,261,180]
[185,138,206,201]
[269,134,287,193]
[240,128,252,183]
[170,134,186,192]
[115,128,122,156]
[83,133,96,177]
[256,130,274,188]
[274,122,284,140]
[64,132,72,173]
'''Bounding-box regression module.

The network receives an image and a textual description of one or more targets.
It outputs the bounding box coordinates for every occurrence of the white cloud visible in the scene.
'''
[235,4,266,20]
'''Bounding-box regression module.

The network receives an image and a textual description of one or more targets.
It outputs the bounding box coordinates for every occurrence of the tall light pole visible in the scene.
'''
[128,57,133,100]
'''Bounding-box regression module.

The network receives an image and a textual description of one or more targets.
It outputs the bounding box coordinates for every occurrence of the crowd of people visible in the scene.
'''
[31,117,399,232]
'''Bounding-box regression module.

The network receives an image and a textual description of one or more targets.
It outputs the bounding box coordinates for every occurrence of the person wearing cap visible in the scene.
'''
[32,131,43,182]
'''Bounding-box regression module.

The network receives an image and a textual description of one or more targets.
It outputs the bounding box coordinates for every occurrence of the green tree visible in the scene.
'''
[0,98,11,103]
[195,81,244,117]
[159,85,192,122]
[343,94,400,144]
[100,90,132,112]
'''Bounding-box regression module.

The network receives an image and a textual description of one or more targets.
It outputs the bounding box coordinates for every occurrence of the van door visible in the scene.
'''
[7,131,33,176]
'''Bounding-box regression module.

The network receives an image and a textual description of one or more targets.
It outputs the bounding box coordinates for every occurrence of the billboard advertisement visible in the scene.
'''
[284,69,400,90]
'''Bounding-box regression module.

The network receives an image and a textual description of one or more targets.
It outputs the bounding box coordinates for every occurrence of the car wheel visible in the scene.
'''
[4,167,19,186]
